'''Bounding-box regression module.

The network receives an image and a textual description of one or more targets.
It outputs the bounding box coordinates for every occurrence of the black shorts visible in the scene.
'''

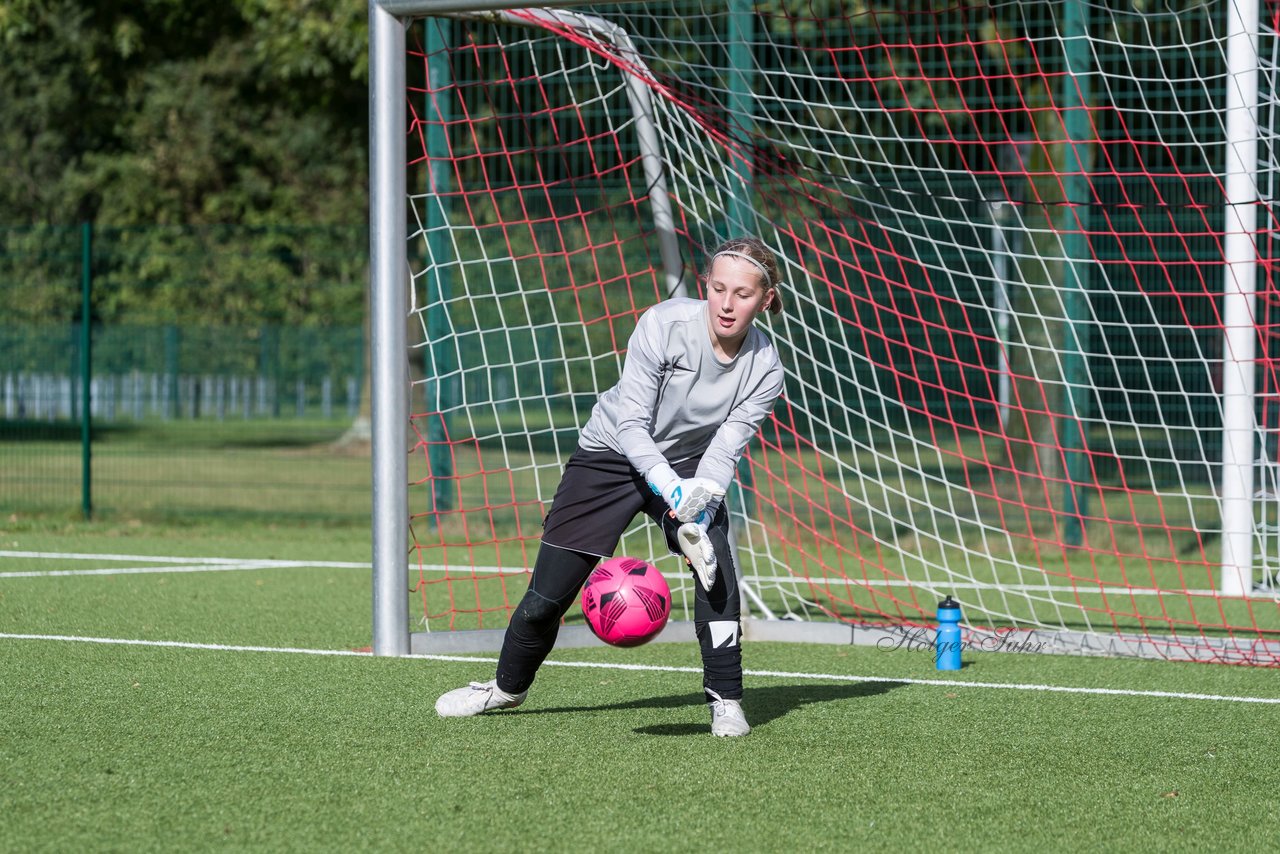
[540,447,700,557]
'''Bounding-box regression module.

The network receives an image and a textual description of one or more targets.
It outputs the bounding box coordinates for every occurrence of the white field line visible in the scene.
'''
[0,550,522,578]
[0,561,333,578]
[740,577,1228,598]
[0,554,364,578]
[0,550,1228,596]
[0,550,366,567]
[779,580,1252,599]
[1,631,1278,705]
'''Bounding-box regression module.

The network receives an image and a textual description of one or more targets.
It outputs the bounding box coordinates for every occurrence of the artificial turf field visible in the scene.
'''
[2,515,1278,852]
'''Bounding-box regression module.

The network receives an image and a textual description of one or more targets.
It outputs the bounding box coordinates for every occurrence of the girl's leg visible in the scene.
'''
[657,505,743,700]
[493,448,648,694]
[495,543,598,694]
[437,448,649,717]
[691,507,743,699]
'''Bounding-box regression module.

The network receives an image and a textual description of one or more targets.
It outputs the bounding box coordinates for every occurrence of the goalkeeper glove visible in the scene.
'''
[645,462,725,524]
[689,496,722,530]
[678,522,718,591]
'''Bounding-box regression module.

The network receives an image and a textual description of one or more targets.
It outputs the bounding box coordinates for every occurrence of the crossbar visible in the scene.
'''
[377,0,597,17]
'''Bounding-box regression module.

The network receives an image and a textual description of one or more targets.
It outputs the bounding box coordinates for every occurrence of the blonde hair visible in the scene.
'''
[708,236,783,315]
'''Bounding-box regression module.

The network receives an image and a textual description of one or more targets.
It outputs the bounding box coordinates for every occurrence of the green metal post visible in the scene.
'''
[261,325,281,418]
[726,0,755,235]
[426,19,455,523]
[1060,0,1093,546]
[164,325,180,420]
[727,0,758,518]
[80,222,93,519]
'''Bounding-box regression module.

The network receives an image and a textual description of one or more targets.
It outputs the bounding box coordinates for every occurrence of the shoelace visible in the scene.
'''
[466,681,495,706]
[706,689,731,716]
[468,681,524,710]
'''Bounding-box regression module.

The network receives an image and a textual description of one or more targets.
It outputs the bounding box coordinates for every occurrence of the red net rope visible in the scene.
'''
[404,5,1280,664]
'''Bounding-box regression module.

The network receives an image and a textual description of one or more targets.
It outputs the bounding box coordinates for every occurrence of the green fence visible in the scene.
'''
[1,224,369,521]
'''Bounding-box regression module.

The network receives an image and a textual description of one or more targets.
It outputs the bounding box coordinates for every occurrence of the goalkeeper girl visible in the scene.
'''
[436,236,785,737]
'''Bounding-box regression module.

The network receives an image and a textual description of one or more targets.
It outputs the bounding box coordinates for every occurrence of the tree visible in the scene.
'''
[0,0,369,326]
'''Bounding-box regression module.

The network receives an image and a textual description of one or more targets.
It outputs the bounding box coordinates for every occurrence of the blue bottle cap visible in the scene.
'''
[938,595,960,611]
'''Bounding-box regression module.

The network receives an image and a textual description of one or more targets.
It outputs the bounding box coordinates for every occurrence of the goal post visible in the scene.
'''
[1221,0,1262,598]
[371,0,684,655]
[369,0,409,657]
[370,0,1280,665]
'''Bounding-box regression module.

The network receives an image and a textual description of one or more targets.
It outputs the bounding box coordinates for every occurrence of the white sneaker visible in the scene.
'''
[435,679,527,718]
[707,689,750,737]
[677,522,717,591]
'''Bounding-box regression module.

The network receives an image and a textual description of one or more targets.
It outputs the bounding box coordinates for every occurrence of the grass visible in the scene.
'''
[3,418,1280,850]
[6,641,1279,852]
[0,418,368,520]
[12,413,1273,645]
[3,515,1280,852]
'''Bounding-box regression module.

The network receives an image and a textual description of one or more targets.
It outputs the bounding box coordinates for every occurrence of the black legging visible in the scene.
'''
[495,505,743,699]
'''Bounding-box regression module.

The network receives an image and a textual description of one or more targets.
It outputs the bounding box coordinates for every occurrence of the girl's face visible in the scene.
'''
[705,255,774,350]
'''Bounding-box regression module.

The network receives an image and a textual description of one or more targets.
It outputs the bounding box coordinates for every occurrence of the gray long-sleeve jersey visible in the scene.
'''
[577,298,785,491]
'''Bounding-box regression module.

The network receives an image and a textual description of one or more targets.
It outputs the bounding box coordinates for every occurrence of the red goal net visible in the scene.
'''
[403,2,1280,664]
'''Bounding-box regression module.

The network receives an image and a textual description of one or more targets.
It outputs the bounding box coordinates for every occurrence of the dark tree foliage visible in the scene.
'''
[0,0,368,325]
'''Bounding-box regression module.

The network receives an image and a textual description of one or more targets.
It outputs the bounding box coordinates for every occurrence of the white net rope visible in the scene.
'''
[405,1,1280,663]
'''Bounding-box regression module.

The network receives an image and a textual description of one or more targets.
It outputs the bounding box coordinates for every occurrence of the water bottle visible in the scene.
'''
[935,595,962,670]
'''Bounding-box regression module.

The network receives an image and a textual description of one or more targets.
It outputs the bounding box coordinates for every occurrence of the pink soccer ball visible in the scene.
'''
[580,556,671,647]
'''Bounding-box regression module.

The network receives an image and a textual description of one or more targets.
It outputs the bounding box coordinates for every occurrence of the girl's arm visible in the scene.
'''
[695,361,784,490]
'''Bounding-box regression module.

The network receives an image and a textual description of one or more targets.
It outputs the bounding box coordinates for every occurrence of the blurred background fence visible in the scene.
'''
[1,224,370,521]
[3,325,364,424]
